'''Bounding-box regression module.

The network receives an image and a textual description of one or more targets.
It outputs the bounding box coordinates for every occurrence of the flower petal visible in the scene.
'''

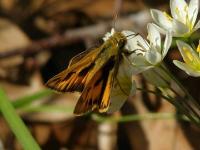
[147,23,161,52]
[130,54,149,66]
[162,31,172,58]
[170,0,187,23]
[150,9,173,31]
[173,60,200,77]
[176,40,199,64]
[132,65,153,75]
[123,32,149,54]
[172,19,189,36]
[152,24,167,34]
[122,30,136,38]
[188,0,199,27]
[145,50,162,65]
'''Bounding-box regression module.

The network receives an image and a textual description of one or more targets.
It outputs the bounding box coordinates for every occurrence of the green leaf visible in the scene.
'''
[13,89,54,109]
[0,87,41,150]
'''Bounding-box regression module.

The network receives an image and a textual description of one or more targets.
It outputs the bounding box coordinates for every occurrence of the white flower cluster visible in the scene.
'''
[104,0,200,77]
[151,0,200,37]
[104,0,200,112]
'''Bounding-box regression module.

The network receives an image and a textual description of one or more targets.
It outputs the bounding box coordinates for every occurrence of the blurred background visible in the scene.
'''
[0,0,200,150]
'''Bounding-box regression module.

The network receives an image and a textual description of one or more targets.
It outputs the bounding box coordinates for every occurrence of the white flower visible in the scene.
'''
[127,23,172,74]
[103,25,172,111]
[173,40,200,77]
[151,0,200,37]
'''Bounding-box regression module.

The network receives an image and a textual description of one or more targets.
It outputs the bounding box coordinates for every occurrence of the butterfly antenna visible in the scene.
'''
[112,0,122,30]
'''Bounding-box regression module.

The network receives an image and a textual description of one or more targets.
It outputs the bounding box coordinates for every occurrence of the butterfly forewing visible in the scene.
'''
[46,31,127,115]
[68,47,100,67]
[46,47,101,92]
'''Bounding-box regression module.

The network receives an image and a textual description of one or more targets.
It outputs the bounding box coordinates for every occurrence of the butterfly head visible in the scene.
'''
[103,29,127,48]
[112,31,127,49]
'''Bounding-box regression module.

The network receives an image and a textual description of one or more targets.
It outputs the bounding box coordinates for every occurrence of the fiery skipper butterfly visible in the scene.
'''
[46,29,136,115]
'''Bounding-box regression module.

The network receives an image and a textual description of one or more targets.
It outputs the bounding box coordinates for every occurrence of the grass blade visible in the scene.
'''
[13,89,53,109]
[0,87,41,150]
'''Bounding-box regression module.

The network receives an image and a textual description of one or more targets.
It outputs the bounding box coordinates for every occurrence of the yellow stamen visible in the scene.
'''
[186,14,192,30]
[175,7,185,24]
[183,4,192,30]
[197,42,200,53]
[175,7,180,16]
[182,47,193,62]
[184,5,188,12]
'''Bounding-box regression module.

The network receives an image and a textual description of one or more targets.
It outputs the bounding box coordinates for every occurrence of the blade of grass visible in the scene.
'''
[12,89,54,109]
[18,105,191,123]
[92,113,189,123]
[0,87,41,150]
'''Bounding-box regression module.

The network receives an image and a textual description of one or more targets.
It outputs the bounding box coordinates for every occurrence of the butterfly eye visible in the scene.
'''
[119,39,126,49]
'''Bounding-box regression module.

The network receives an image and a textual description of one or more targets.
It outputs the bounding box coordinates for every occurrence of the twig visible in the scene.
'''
[92,113,190,123]
[0,11,150,59]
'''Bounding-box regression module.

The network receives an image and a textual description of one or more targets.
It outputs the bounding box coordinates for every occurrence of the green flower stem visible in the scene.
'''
[171,34,200,48]
[188,37,196,50]
[13,89,54,109]
[151,66,200,120]
[161,63,200,111]
[0,88,41,150]
[92,113,189,123]
[19,105,190,123]
[143,67,194,114]
[136,87,198,125]
[159,63,200,126]
[171,37,189,48]
[136,88,172,101]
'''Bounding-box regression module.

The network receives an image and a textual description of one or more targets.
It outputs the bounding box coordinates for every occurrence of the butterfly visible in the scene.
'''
[46,29,137,115]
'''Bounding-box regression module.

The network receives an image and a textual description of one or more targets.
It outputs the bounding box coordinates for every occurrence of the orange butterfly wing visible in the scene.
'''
[46,31,127,115]
[74,57,116,115]
[46,47,101,92]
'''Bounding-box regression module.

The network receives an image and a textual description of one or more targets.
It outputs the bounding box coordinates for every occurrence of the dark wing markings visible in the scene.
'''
[74,56,116,115]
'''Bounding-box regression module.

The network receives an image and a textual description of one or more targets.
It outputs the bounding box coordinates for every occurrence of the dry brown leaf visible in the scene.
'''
[0,18,30,68]
[0,18,30,52]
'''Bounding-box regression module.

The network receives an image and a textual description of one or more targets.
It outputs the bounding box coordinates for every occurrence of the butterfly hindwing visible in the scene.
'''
[74,56,116,114]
